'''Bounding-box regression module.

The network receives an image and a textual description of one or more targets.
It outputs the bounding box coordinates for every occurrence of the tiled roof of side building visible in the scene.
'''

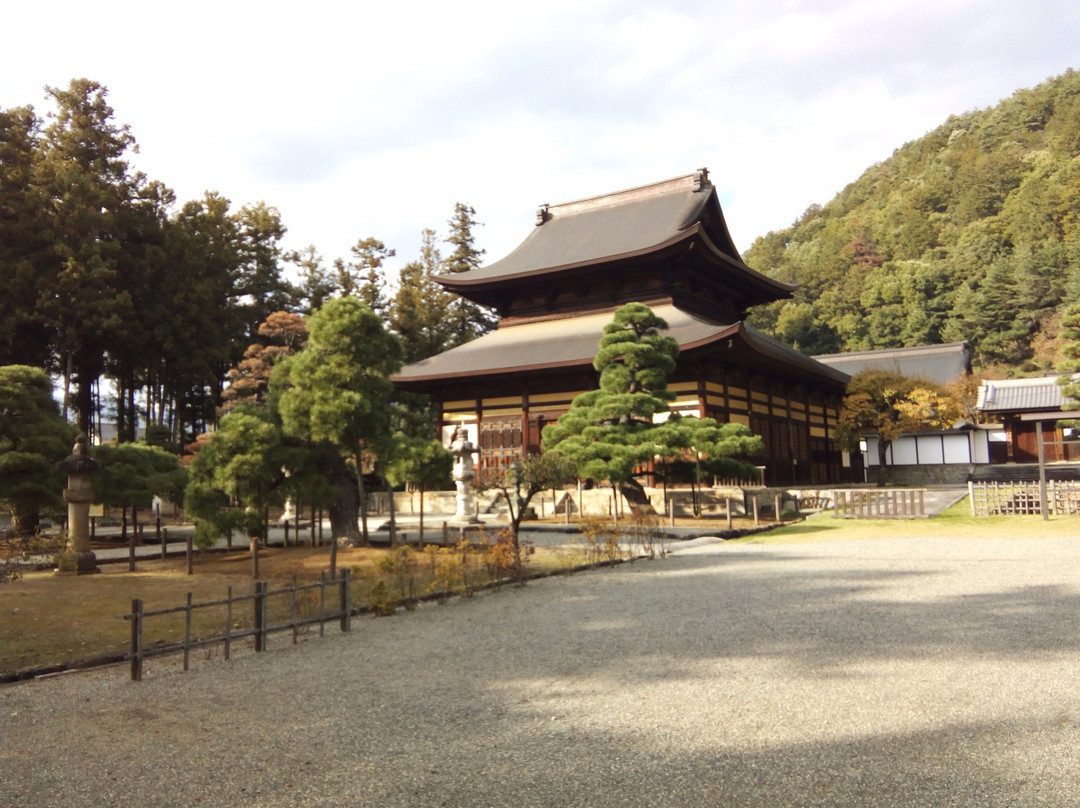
[812,342,971,386]
[977,376,1072,412]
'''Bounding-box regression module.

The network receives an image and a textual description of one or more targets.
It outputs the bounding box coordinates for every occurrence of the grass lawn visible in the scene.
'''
[739,497,1080,543]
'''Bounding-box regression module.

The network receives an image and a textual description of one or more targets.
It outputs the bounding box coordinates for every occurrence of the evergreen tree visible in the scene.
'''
[0,105,52,369]
[389,229,456,363]
[274,297,403,545]
[334,237,394,319]
[34,79,140,435]
[442,203,496,345]
[288,245,335,315]
[542,303,761,511]
[233,202,296,347]
[0,365,76,535]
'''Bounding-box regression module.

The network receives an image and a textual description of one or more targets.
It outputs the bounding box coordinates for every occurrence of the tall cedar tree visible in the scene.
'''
[34,79,140,435]
[233,202,296,351]
[0,106,53,369]
[334,237,394,317]
[389,229,457,437]
[443,203,496,346]
[288,245,335,315]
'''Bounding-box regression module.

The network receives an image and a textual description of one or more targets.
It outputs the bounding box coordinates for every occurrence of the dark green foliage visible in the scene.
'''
[543,304,762,509]
[442,203,496,345]
[0,366,76,534]
[183,407,285,548]
[334,237,394,317]
[274,297,403,544]
[481,452,578,540]
[92,443,188,511]
[1057,301,1080,404]
[744,69,1080,372]
[385,433,453,493]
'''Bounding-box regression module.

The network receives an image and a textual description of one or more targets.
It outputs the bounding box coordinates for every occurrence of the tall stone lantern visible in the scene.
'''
[449,425,482,526]
[56,435,101,575]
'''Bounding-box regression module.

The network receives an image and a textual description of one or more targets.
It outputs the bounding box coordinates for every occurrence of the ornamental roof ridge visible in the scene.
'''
[536,169,710,225]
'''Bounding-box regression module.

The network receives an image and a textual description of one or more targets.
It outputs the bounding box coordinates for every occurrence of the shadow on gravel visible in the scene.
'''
[494,549,1080,679]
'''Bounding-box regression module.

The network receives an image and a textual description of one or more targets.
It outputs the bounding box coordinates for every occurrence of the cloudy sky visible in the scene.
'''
[3,0,1079,276]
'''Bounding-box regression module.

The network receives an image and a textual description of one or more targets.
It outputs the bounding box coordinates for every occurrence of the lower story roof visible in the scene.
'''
[393,304,849,393]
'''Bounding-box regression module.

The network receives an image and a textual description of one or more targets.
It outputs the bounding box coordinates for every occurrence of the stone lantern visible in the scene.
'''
[55,435,101,575]
[449,425,482,526]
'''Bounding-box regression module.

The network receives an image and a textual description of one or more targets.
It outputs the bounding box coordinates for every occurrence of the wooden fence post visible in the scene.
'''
[160,526,168,560]
[130,598,143,682]
[319,572,327,638]
[254,581,268,652]
[752,495,759,526]
[183,592,192,672]
[224,586,233,661]
[251,537,260,579]
[186,533,193,575]
[339,569,351,633]
[726,497,733,531]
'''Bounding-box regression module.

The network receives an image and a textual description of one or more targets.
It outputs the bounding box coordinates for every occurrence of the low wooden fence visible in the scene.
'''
[832,489,926,519]
[968,480,1080,516]
[124,571,351,681]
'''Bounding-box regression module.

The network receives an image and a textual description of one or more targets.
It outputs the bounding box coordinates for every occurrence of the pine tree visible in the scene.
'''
[542,303,761,511]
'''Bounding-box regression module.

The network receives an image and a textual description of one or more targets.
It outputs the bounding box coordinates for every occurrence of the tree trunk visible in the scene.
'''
[618,478,655,515]
[328,457,361,546]
[11,512,41,537]
[876,439,890,487]
[356,462,369,547]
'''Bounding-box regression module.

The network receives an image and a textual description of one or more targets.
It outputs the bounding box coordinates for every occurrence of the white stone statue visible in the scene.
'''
[450,425,481,524]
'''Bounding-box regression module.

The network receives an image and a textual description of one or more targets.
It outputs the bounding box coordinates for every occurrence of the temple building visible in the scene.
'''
[393,169,854,486]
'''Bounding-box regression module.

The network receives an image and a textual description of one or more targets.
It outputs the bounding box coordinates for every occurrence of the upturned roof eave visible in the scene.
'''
[433,226,701,291]
[434,223,796,300]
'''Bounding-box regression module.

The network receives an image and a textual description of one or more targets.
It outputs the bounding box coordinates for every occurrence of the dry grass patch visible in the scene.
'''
[0,541,589,676]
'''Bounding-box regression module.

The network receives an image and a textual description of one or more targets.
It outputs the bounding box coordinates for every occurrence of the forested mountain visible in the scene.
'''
[745,69,1080,376]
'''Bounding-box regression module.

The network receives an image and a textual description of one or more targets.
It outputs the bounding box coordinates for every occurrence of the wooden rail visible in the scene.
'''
[124,570,351,681]
[832,489,926,519]
[968,480,1080,516]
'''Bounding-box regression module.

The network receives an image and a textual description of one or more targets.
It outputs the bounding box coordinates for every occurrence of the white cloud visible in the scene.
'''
[2,0,1079,272]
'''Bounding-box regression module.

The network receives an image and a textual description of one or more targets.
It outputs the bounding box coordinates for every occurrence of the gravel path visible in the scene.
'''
[4,530,1080,807]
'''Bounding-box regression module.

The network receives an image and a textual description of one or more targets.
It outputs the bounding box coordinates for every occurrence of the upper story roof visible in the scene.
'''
[812,342,971,387]
[435,169,796,319]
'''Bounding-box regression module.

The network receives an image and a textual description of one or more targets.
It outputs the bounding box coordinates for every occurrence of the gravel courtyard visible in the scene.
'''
[4,530,1080,807]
